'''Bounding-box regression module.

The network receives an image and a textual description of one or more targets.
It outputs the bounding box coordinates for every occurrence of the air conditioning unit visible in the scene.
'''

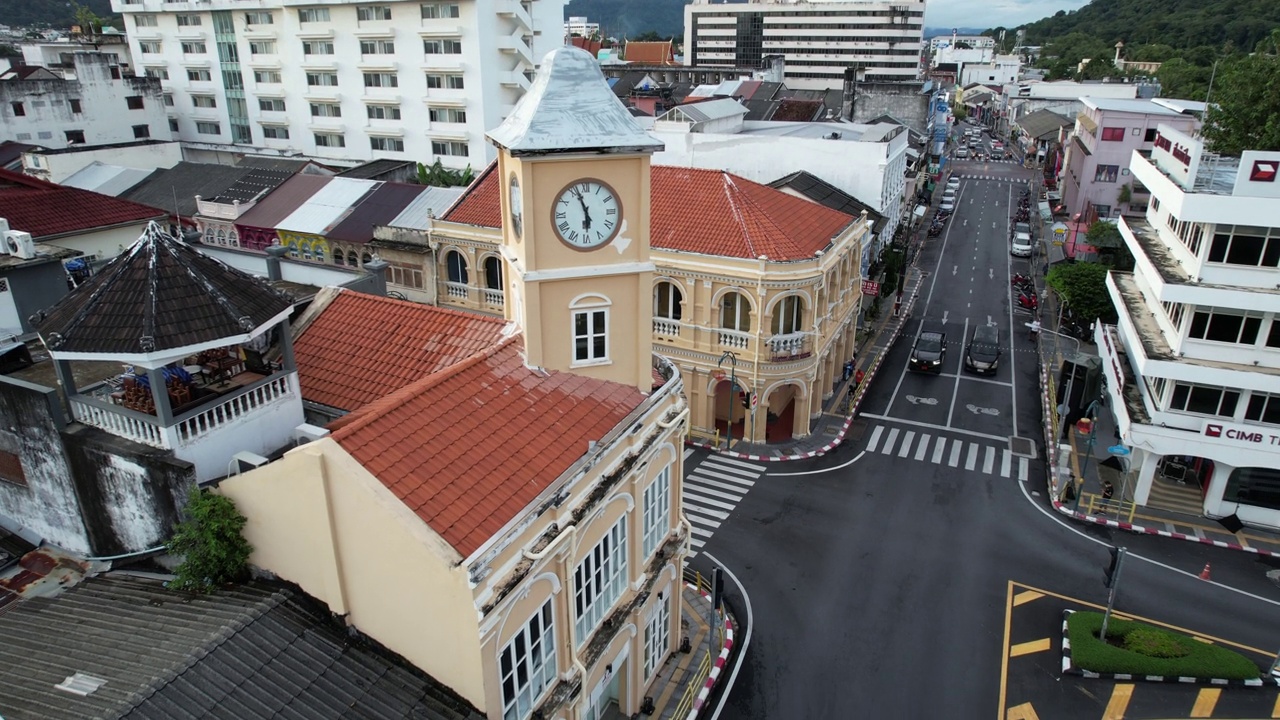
[231,450,270,474]
[4,231,35,260]
[293,422,330,445]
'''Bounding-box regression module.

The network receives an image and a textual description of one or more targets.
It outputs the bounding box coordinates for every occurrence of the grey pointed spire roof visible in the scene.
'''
[486,46,664,156]
[35,222,293,361]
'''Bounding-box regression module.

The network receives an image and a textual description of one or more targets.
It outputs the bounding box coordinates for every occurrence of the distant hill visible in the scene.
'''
[923,27,989,40]
[564,0,684,40]
[0,0,117,29]
[1012,0,1280,50]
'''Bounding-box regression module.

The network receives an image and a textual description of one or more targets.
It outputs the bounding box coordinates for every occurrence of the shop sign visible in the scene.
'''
[861,280,880,296]
[1202,422,1280,446]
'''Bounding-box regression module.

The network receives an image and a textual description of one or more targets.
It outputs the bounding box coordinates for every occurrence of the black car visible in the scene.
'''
[964,324,1001,374]
[909,330,946,372]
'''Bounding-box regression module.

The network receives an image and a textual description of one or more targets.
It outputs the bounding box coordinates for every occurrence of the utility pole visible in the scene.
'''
[1101,546,1127,642]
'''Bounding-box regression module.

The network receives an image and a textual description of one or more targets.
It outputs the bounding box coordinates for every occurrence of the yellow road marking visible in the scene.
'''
[1191,687,1221,717]
[1237,533,1251,549]
[1194,636,1214,644]
[1010,638,1052,657]
[1103,684,1133,720]
[1013,590,1043,606]
[997,581,1014,720]
[1272,691,1280,718]
[1128,510,1279,548]
[1006,702,1040,720]
[1007,582,1273,656]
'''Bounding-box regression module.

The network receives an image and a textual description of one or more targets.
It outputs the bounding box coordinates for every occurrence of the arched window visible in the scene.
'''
[347,250,359,267]
[446,250,469,284]
[362,252,372,265]
[483,255,503,289]
[333,246,346,265]
[654,281,683,320]
[314,243,326,263]
[771,295,804,335]
[286,238,299,258]
[720,291,752,332]
[203,225,216,243]
[301,242,313,261]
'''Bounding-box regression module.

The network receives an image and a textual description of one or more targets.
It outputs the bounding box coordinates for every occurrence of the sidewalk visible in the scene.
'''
[637,577,735,720]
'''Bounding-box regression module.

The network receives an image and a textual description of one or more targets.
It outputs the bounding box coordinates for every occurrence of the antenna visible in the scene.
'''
[1203,59,1218,106]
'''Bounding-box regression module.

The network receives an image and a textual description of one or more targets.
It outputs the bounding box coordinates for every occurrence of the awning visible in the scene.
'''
[1076,113,1097,134]
[913,205,927,218]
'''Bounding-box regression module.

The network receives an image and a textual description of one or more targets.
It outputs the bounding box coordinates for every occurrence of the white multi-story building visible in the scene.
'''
[683,0,925,91]
[929,34,995,51]
[0,53,170,148]
[564,15,598,38]
[1097,123,1280,530]
[110,0,565,168]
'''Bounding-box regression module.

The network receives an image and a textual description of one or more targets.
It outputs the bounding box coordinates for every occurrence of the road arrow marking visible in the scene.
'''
[953,265,958,275]
[989,269,994,280]
[942,310,949,324]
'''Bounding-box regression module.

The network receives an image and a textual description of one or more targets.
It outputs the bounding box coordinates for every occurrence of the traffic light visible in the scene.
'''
[1103,546,1122,588]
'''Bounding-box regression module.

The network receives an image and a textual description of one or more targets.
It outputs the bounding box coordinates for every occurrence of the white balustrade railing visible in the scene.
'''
[483,288,504,306]
[176,375,292,444]
[70,398,167,448]
[718,329,750,350]
[653,318,681,337]
[445,282,469,299]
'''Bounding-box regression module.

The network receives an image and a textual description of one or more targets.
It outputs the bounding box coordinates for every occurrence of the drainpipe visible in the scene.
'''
[752,255,767,443]
[521,524,588,687]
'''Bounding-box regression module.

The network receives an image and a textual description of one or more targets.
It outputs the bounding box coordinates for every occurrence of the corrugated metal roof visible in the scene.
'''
[235,174,331,230]
[276,177,380,235]
[385,186,467,230]
[60,162,153,197]
[659,98,748,124]
[326,182,427,243]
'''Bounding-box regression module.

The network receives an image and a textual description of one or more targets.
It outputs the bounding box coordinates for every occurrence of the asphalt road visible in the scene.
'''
[688,149,1280,718]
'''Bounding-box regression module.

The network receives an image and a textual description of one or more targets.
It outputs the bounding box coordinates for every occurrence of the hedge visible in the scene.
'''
[1067,612,1261,680]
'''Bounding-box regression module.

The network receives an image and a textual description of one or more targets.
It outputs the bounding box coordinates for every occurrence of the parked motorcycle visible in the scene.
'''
[1017,292,1039,311]
[1011,273,1032,285]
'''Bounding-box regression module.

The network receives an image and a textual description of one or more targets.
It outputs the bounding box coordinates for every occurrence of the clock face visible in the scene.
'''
[552,179,622,250]
[508,174,523,239]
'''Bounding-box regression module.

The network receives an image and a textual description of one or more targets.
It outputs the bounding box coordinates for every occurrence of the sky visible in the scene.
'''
[924,0,1092,31]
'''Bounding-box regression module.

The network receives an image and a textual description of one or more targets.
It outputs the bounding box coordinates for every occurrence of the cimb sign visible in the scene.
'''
[1203,423,1280,445]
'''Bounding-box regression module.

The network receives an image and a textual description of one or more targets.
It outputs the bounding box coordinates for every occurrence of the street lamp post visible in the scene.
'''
[718,351,739,450]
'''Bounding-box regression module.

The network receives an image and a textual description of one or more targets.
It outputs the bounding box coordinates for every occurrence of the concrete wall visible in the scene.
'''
[40,221,163,261]
[845,81,931,136]
[0,377,90,553]
[24,141,183,184]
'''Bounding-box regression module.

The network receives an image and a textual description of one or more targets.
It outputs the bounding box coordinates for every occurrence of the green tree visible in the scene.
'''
[168,490,253,593]
[71,1,102,33]
[416,159,475,188]
[1202,52,1280,154]
[1085,220,1133,270]
[1046,262,1117,325]
[0,44,19,58]
[953,104,968,121]
[1076,57,1117,81]
[1156,57,1212,101]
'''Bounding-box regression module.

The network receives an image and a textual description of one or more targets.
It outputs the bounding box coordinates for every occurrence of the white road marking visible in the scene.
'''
[688,476,755,494]
[914,434,931,461]
[882,428,900,455]
[858,414,1009,442]
[1000,450,1012,478]
[899,431,916,458]
[965,442,979,471]
[683,485,744,503]
[867,425,884,453]
[949,442,962,467]
[1018,457,1029,482]
[932,438,947,464]
[684,448,695,461]
[680,491,736,511]
[983,446,996,474]
[713,455,770,472]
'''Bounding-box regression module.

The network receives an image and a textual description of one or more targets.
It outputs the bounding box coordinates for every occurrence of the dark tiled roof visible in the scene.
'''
[0,168,166,240]
[337,159,417,180]
[326,182,428,244]
[121,162,256,220]
[234,174,331,230]
[743,98,778,121]
[35,222,293,355]
[767,98,823,122]
[769,171,885,234]
[0,141,40,170]
[207,168,295,205]
[0,574,484,720]
[235,156,328,173]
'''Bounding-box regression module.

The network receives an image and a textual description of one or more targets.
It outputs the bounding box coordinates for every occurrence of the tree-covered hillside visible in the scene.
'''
[1012,0,1280,52]
[564,0,684,40]
[0,0,117,29]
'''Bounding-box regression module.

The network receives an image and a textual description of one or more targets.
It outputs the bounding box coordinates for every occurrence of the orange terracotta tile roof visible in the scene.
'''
[439,162,499,227]
[293,289,508,411]
[625,41,675,65]
[440,164,856,261]
[329,335,645,557]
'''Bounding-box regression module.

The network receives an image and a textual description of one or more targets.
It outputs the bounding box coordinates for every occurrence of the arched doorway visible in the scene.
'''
[763,383,800,443]
[713,378,748,442]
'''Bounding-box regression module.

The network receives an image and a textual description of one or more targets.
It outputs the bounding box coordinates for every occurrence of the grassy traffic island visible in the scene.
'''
[1066,611,1264,681]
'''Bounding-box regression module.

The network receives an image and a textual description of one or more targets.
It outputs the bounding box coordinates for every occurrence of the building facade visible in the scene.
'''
[683,0,925,90]
[219,46,692,720]
[0,54,170,148]
[1097,124,1280,531]
[109,0,566,168]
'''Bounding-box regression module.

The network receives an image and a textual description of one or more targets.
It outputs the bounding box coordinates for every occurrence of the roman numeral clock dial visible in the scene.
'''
[552,179,621,250]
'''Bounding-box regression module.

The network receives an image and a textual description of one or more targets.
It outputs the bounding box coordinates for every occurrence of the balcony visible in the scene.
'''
[767,332,813,361]
[482,287,504,308]
[499,71,531,91]
[717,328,751,351]
[444,281,468,300]
[653,318,681,338]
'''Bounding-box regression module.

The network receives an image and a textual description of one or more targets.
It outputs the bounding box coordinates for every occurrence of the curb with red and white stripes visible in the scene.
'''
[685,582,735,720]
[1034,334,1280,559]
[686,289,919,463]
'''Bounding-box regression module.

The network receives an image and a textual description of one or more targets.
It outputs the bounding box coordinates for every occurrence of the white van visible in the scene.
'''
[1011,231,1033,257]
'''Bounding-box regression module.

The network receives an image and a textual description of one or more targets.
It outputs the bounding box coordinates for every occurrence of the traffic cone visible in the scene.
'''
[1198,563,1211,580]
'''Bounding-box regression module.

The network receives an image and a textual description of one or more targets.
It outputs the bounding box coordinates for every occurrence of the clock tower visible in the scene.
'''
[487,47,664,392]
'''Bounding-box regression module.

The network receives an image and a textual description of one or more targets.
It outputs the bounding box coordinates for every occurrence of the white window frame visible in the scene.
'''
[363,71,398,88]
[367,104,402,120]
[370,136,404,152]
[298,7,330,22]
[186,68,211,81]
[243,10,273,24]
[500,600,558,720]
[314,132,346,148]
[262,125,289,139]
[357,4,393,20]
[654,280,683,321]
[254,69,282,84]
[258,97,285,112]
[195,121,221,135]
[139,41,162,54]
[134,14,158,26]
[643,594,671,681]
[421,2,461,19]
[771,294,804,335]
[175,14,201,26]
[571,295,610,366]
[248,40,276,55]
[642,464,671,557]
[574,516,628,644]
[180,41,207,54]
[306,71,339,87]
[302,40,335,55]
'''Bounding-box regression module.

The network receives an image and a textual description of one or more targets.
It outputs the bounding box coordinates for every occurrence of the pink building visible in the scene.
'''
[1059,98,1203,259]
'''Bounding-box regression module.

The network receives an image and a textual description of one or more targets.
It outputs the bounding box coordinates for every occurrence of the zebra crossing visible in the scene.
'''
[681,449,764,557]
[864,424,1031,480]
